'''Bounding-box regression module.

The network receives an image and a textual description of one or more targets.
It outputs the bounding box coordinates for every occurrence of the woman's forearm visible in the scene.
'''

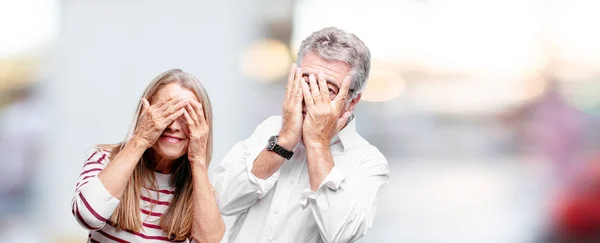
[190,161,225,243]
[97,138,147,199]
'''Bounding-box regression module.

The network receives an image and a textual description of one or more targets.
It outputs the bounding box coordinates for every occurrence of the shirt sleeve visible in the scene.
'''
[71,148,120,230]
[213,116,282,216]
[299,152,389,243]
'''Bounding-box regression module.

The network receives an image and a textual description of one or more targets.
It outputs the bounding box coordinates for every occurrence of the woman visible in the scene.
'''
[71,69,225,242]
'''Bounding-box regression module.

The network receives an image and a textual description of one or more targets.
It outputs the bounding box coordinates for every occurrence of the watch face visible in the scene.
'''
[267,136,277,150]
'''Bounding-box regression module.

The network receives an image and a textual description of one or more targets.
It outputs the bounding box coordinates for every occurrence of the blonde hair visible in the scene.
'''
[99,69,213,240]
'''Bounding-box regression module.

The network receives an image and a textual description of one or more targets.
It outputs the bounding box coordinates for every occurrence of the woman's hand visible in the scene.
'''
[182,100,210,169]
[133,96,189,148]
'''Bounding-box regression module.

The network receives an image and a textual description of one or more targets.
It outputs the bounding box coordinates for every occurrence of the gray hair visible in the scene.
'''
[296,27,371,99]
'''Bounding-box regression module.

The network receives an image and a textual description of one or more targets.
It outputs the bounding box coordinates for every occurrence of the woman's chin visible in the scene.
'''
[155,148,186,161]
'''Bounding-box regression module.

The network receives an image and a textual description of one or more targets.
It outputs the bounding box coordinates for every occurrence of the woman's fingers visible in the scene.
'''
[164,108,185,126]
[157,96,183,113]
[140,98,150,115]
[182,109,195,128]
[154,96,174,109]
[161,98,188,117]
[186,102,199,124]
[190,100,207,126]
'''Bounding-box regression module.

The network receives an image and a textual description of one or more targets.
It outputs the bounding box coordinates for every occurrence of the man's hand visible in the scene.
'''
[301,72,352,148]
[278,63,304,150]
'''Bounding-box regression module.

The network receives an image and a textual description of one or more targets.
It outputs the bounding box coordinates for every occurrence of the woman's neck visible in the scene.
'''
[147,151,178,174]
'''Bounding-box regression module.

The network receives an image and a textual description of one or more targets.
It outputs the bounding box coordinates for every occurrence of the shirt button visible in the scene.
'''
[289,180,295,185]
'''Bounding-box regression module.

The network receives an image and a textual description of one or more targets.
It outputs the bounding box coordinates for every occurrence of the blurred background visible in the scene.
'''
[2,0,600,242]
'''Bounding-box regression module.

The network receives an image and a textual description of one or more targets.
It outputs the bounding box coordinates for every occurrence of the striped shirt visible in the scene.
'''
[71,148,192,242]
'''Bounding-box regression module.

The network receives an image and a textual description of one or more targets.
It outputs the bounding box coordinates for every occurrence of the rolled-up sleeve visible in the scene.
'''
[299,153,389,243]
[71,149,120,230]
[213,116,282,216]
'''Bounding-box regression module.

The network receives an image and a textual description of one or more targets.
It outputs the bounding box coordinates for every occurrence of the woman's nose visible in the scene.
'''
[166,118,183,131]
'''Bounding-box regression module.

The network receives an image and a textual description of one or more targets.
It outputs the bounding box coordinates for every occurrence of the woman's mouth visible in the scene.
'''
[160,135,184,144]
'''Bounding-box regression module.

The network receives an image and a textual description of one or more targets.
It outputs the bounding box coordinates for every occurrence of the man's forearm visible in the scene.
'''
[250,149,286,179]
[305,143,334,191]
[190,161,225,243]
[250,135,295,179]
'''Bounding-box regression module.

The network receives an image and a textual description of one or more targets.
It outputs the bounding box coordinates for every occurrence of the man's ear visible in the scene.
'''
[345,93,361,114]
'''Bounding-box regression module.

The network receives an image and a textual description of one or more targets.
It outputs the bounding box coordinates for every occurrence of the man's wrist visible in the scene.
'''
[305,139,329,151]
[304,139,329,151]
[302,133,329,150]
[276,133,296,151]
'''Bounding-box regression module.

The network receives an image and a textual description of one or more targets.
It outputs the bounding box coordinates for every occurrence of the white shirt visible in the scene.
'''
[214,116,389,243]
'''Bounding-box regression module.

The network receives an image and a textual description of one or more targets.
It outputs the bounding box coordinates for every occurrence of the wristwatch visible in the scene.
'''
[266,135,294,160]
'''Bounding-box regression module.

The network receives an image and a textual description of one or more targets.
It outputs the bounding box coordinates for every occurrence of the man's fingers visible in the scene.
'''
[301,81,315,108]
[308,74,322,104]
[317,71,330,103]
[286,63,297,95]
[334,76,352,108]
[292,68,304,104]
[292,67,302,94]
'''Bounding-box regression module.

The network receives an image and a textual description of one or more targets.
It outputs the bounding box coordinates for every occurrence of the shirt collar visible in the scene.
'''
[330,114,357,152]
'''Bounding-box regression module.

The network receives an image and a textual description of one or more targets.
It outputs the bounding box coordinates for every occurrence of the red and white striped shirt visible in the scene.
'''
[71,148,191,242]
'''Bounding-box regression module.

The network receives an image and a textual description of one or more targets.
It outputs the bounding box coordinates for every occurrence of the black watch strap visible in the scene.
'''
[272,144,293,160]
[267,135,294,160]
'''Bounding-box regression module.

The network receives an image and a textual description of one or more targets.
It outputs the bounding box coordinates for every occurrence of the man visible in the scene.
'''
[214,27,389,243]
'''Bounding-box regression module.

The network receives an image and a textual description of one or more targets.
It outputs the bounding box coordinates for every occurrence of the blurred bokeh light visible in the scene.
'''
[239,38,292,82]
